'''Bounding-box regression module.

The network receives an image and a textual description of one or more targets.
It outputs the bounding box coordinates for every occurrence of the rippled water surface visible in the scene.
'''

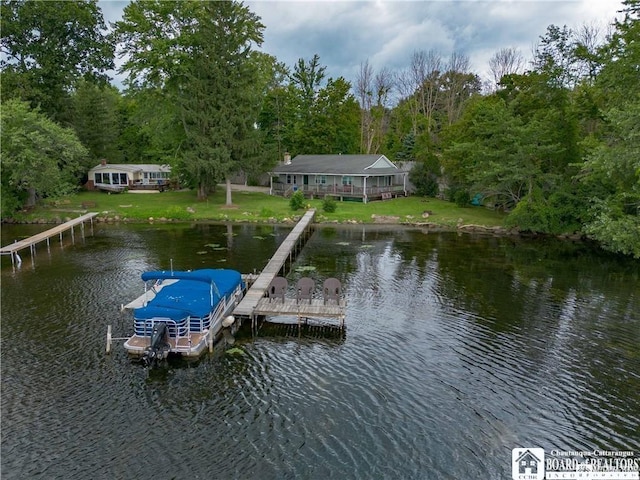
[1,223,638,479]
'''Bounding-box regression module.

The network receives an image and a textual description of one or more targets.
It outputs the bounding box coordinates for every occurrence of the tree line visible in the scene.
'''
[1,0,638,258]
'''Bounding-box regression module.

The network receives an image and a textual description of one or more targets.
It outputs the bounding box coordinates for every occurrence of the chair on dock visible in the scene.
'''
[268,277,288,302]
[323,278,342,305]
[296,277,315,304]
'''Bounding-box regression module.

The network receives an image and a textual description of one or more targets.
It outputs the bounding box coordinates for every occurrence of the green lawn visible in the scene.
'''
[10,189,507,228]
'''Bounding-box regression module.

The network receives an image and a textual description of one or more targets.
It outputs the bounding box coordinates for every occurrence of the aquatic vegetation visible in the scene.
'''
[225,347,245,355]
[295,265,316,273]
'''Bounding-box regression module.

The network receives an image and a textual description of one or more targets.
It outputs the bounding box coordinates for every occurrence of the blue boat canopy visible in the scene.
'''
[134,305,190,321]
[135,269,243,320]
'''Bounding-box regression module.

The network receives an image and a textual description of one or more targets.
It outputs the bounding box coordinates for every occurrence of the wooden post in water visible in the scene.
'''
[106,325,112,353]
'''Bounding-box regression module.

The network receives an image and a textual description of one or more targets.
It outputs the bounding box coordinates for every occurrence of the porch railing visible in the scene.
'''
[272,183,405,197]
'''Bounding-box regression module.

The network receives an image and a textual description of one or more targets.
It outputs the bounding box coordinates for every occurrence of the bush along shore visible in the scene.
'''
[0,189,581,239]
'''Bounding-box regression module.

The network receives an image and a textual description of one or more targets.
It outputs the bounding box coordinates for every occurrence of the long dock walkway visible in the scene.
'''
[233,208,346,328]
[234,209,316,318]
[0,212,98,266]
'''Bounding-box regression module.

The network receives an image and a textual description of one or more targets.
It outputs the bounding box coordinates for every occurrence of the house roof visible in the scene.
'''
[89,163,171,173]
[271,154,400,176]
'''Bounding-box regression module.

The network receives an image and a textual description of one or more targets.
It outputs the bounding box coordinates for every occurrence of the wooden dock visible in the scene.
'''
[0,212,98,266]
[253,297,345,327]
[233,209,346,327]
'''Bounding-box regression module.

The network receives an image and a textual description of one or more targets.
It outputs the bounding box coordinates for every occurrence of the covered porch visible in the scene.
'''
[270,180,407,202]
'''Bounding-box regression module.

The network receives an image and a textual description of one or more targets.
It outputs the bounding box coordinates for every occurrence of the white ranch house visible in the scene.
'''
[269,154,410,203]
[86,162,171,192]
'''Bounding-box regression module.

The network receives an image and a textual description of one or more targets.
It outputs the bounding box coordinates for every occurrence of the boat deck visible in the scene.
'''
[126,332,208,357]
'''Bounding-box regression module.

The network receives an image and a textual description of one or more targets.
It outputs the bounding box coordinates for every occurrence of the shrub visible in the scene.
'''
[454,189,471,207]
[447,187,471,207]
[409,162,439,197]
[322,196,337,213]
[289,190,305,210]
[260,207,275,218]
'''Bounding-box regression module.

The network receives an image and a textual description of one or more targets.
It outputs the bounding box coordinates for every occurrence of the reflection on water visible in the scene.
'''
[1,223,638,479]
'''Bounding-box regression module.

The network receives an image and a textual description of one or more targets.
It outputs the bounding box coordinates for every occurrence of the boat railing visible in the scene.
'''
[135,318,189,339]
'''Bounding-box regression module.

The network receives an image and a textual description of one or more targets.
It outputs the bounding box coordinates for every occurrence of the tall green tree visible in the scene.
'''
[257,60,292,164]
[70,81,121,166]
[577,0,640,257]
[306,76,360,154]
[1,100,88,217]
[280,55,360,155]
[115,0,264,202]
[0,0,114,122]
[579,103,640,257]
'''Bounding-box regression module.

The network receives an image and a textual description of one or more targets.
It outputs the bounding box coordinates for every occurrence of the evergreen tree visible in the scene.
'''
[115,0,264,202]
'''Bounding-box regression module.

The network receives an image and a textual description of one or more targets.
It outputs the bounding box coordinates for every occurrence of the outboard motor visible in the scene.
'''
[143,322,170,367]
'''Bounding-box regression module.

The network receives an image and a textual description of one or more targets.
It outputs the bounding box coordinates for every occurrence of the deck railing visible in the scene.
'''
[272,183,406,198]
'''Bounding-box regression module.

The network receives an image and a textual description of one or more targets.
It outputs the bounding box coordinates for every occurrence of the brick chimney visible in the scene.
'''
[284,152,291,165]
[100,159,107,166]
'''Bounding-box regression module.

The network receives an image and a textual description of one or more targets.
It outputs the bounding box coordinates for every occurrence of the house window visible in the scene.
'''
[111,173,126,185]
[316,175,327,185]
[342,176,353,186]
[94,173,102,184]
[287,175,297,185]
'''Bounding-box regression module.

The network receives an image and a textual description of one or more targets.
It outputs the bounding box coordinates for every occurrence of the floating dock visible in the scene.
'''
[0,212,98,266]
[233,209,346,327]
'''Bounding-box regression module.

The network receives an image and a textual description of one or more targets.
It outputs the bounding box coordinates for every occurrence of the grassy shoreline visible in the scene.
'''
[4,189,512,233]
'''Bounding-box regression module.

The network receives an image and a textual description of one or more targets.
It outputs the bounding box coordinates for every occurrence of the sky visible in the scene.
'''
[99,0,625,91]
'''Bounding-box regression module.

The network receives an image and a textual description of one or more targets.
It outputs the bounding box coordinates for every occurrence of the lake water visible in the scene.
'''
[1,222,638,479]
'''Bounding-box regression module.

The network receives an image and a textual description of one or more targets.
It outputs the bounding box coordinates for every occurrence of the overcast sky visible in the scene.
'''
[100,0,624,90]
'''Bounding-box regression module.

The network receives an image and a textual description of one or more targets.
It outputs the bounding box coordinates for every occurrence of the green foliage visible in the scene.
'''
[1,0,114,122]
[409,161,439,197]
[575,1,640,257]
[260,207,275,218]
[322,196,337,213]
[289,190,305,210]
[578,103,640,256]
[1,100,89,217]
[505,187,584,234]
[115,0,265,200]
[163,206,192,221]
[582,201,640,259]
[261,55,360,157]
[451,188,471,207]
[70,81,121,166]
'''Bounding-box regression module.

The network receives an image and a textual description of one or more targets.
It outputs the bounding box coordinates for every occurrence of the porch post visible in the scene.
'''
[363,176,368,204]
[269,174,273,195]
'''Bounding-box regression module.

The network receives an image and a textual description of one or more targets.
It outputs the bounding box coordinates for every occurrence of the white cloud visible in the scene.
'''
[100,0,625,90]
